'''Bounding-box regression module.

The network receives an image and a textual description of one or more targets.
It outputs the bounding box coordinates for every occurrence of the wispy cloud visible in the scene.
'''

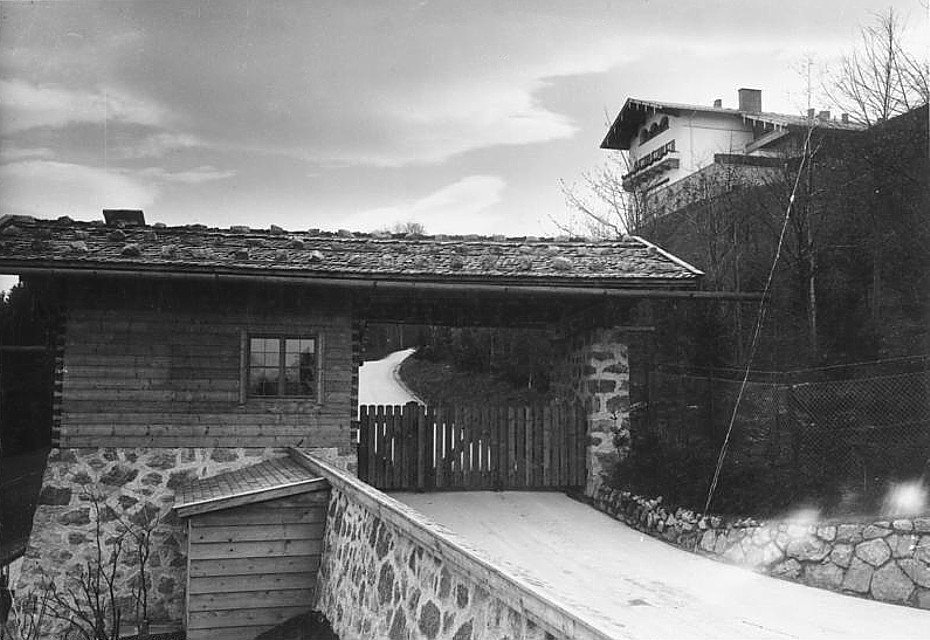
[0,160,159,216]
[0,79,170,133]
[358,80,577,167]
[139,165,237,184]
[118,132,202,159]
[343,176,506,234]
[0,160,236,217]
[0,144,55,161]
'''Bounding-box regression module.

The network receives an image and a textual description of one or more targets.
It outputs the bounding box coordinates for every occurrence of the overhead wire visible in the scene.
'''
[703,124,817,514]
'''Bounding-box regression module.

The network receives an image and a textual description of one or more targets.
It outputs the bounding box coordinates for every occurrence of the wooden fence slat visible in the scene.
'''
[402,404,411,489]
[542,403,552,487]
[446,407,455,487]
[577,403,587,487]
[563,402,571,487]
[434,407,444,490]
[445,406,453,489]
[494,405,504,489]
[374,405,385,488]
[474,405,482,488]
[490,405,497,488]
[472,406,481,489]
[556,402,569,487]
[426,405,436,490]
[417,404,427,491]
[453,405,463,488]
[506,406,515,488]
[527,405,535,487]
[464,406,474,489]
[524,405,533,487]
[445,406,453,487]
[360,405,370,484]
[551,403,560,487]
[487,405,495,488]
[405,404,414,489]
[517,404,524,489]
[565,402,573,487]
[474,405,483,489]
[392,405,403,490]
[357,406,368,483]
[379,405,389,490]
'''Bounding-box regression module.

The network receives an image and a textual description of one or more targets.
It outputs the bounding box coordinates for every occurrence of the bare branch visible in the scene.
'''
[824,9,928,124]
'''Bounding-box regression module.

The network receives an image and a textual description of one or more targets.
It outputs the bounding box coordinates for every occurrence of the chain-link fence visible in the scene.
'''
[623,357,930,516]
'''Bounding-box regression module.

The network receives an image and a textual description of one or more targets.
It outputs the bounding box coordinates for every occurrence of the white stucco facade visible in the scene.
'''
[625,110,757,194]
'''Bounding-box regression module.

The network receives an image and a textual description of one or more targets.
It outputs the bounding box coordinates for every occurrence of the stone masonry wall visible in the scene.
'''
[592,486,930,610]
[308,461,612,640]
[318,488,556,640]
[554,327,631,496]
[15,446,349,637]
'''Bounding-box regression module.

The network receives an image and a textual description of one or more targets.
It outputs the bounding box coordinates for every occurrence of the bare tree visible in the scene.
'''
[559,153,650,238]
[384,221,426,235]
[44,491,126,640]
[824,9,929,126]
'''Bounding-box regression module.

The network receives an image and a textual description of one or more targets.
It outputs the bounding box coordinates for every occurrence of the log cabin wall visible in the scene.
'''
[57,278,355,451]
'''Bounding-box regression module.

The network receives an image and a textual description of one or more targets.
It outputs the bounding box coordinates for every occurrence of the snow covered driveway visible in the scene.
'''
[393,492,928,640]
[357,348,422,407]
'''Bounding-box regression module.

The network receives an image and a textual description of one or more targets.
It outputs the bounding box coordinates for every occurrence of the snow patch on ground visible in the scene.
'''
[393,491,928,640]
[358,348,423,407]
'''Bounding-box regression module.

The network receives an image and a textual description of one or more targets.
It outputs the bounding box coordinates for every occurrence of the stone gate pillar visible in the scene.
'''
[554,326,637,497]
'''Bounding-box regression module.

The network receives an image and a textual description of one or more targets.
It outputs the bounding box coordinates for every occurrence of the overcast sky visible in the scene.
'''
[1,0,926,259]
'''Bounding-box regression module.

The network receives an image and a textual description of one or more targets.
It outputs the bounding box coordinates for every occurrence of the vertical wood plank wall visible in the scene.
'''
[186,490,329,640]
[58,279,354,449]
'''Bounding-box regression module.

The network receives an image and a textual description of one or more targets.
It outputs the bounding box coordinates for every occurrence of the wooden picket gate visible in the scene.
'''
[357,402,586,491]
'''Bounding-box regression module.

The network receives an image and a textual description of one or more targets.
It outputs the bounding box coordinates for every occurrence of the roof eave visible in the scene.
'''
[4,260,709,296]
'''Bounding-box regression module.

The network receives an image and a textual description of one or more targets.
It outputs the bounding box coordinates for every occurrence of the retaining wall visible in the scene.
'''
[294,450,614,640]
[592,485,930,610]
[15,446,349,637]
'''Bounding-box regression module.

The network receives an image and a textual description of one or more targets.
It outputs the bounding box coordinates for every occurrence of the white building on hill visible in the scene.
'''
[601,88,863,215]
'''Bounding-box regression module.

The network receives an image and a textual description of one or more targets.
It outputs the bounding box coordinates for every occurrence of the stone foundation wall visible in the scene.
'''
[554,327,632,496]
[592,486,930,609]
[301,452,612,640]
[15,446,349,637]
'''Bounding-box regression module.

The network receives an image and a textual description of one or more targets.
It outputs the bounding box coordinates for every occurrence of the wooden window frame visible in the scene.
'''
[241,332,322,402]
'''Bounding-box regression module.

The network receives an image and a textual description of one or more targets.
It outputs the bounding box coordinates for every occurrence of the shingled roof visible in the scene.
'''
[0,215,702,290]
[173,456,326,518]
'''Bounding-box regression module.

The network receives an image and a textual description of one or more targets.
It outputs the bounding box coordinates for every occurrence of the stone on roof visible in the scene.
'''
[0,215,703,287]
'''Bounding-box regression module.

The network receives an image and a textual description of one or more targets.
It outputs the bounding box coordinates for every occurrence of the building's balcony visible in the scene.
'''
[622,142,679,191]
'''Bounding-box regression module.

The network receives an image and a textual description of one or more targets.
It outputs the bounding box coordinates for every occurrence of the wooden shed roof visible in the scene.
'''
[173,456,327,518]
[0,215,702,291]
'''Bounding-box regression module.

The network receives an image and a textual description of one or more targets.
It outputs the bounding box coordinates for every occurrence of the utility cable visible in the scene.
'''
[703,125,816,514]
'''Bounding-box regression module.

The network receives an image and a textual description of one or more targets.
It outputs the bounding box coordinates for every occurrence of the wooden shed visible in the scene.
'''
[174,456,331,640]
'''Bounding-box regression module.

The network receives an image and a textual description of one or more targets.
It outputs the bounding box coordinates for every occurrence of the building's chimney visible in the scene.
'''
[713,98,722,108]
[818,110,831,121]
[807,108,816,119]
[103,209,145,227]
[841,113,849,124]
[738,88,762,113]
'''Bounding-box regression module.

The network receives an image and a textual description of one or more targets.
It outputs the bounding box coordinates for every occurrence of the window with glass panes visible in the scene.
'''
[248,336,318,397]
